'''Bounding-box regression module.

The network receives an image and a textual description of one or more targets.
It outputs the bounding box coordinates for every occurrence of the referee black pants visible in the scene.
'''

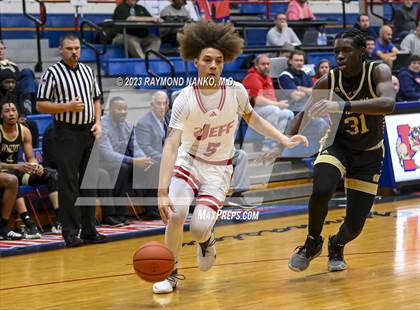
[53,121,98,242]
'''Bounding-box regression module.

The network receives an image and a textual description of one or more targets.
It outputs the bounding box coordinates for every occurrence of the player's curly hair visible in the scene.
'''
[335,28,366,50]
[177,19,244,62]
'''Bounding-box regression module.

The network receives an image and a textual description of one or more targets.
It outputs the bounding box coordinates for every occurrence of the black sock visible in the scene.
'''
[0,218,8,229]
[53,208,60,223]
[20,212,32,226]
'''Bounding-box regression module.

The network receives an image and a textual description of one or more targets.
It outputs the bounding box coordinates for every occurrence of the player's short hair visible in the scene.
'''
[335,28,366,50]
[409,54,420,64]
[177,19,244,62]
[289,50,305,60]
[0,95,16,111]
[109,96,126,107]
[60,33,80,46]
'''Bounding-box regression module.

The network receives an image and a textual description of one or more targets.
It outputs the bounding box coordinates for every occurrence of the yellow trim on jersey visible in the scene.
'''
[314,154,346,178]
[0,124,20,143]
[338,62,366,100]
[345,178,378,195]
[329,69,335,101]
[367,62,378,98]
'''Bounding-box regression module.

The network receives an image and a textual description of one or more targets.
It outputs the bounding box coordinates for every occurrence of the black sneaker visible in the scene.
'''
[327,235,347,272]
[102,216,124,227]
[0,227,23,240]
[25,220,41,239]
[288,235,324,272]
[115,216,129,226]
[81,233,107,244]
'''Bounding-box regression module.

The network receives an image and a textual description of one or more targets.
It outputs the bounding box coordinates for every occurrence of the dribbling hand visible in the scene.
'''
[158,191,176,225]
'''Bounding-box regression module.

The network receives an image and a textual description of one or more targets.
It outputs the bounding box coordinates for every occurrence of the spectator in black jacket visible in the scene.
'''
[393,0,417,39]
[353,14,376,38]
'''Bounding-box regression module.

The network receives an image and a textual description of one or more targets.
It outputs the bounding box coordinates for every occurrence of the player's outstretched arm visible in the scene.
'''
[242,110,309,148]
[286,75,330,135]
[157,127,182,224]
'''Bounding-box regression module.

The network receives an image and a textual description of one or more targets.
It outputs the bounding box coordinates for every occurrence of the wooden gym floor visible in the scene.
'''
[0,198,419,310]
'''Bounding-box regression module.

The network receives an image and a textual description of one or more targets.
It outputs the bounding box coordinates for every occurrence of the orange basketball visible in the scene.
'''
[133,241,175,283]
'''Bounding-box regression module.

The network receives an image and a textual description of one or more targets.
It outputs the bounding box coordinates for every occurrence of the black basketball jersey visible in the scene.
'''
[327,61,385,151]
[0,124,24,164]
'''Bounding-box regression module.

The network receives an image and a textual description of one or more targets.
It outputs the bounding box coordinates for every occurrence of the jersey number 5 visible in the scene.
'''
[204,142,221,157]
[344,114,369,135]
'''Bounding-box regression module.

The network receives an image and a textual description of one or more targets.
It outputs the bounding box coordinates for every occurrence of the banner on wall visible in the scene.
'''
[195,0,230,21]
[385,113,420,184]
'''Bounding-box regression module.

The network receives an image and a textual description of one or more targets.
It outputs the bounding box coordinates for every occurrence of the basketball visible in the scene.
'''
[133,242,175,283]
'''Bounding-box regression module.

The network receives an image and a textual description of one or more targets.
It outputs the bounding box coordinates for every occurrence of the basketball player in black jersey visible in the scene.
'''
[287,28,396,272]
[0,98,60,238]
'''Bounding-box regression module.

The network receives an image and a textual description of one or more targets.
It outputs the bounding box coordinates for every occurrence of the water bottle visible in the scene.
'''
[317,32,323,45]
[322,32,328,45]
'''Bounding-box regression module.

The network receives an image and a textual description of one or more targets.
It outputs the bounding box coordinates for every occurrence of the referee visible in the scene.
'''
[37,33,106,247]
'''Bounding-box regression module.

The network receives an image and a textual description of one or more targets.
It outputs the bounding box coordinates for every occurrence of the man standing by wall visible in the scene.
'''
[37,33,106,247]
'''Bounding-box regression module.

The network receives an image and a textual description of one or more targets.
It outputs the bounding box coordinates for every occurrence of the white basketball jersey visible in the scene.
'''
[169,81,253,163]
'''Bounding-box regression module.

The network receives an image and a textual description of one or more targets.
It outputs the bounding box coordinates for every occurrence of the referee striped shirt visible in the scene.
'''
[37,60,101,125]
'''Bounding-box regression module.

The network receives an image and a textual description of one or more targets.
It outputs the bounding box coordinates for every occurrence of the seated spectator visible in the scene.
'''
[107,0,162,58]
[98,96,156,224]
[135,91,168,219]
[393,0,417,39]
[375,25,399,68]
[0,41,19,77]
[401,20,420,55]
[278,50,313,107]
[365,36,381,61]
[353,14,376,38]
[242,54,294,134]
[0,98,60,238]
[0,172,23,240]
[160,0,192,46]
[312,59,330,84]
[286,0,315,21]
[397,54,420,101]
[266,13,301,47]
[0,69,39,147]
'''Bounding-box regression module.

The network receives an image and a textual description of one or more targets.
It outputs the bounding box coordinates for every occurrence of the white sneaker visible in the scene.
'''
[197,232,216,271]
[152,271,184,294]
[51,223,62,234]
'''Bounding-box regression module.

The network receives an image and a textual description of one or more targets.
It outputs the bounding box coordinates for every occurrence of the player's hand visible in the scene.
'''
[22,162,33,173]
[284,135,309,148]
[68,97,85,113]
[308,99,341,118]
[35,164,44,176]
[91,122,102,139]
[133,157,155,170]
[158,190,176,225]
[277,100,289,109]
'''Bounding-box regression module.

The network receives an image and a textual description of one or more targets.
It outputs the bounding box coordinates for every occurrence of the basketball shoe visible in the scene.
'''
[24,219,41,239]
[288,235,324,272]
[197,231,216,271]
[152,269,185,294]
[327,235,347,272]
[0,226,23,240]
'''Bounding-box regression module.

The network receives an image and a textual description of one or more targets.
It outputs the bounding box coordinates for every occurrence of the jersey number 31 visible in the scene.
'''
[344,114,369,135]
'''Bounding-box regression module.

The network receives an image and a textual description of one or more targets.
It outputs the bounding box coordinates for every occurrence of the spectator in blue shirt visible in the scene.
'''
[375,25,399,67]
[98,96,155,225]
[278,50,313,110]
[398,54,420,101]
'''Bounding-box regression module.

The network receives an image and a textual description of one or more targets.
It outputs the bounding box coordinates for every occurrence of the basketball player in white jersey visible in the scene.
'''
[153,20,309,294]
